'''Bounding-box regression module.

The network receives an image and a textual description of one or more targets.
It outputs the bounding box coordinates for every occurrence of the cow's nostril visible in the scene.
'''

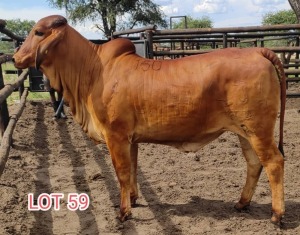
[11,57,15,63]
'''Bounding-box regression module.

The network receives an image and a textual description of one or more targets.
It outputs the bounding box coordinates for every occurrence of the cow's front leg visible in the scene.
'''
[106,137,132,222]
[130,143,138,206]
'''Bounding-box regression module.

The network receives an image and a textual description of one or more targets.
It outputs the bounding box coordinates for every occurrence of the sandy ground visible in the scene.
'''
[0,84,299,235]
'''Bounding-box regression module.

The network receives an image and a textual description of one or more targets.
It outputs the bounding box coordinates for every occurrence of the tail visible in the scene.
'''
[260,48,286,156]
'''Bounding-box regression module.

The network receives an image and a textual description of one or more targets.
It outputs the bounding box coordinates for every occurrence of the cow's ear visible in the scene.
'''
[35,28,64,70]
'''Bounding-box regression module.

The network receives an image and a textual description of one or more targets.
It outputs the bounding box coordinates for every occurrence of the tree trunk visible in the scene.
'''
[289,0,300,23]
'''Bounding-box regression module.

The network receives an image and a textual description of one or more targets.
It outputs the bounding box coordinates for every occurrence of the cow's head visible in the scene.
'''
[13,15,67,70]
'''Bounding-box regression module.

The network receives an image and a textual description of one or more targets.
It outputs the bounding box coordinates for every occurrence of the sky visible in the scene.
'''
[0,0,292,39]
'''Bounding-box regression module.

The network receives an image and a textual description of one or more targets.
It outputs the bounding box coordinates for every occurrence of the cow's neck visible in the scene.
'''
[46,28,103,135]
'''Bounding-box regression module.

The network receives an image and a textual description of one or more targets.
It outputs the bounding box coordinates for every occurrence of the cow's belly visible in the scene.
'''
[166,131,224,152]
[131,117,226,152]
[131,130,224,152]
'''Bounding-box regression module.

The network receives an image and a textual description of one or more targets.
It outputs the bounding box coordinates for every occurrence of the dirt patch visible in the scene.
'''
[0,96,299,235]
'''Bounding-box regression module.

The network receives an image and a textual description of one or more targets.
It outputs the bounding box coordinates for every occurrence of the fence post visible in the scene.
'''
[17,69,24,98]
[14,40,25,98]
[0,64,10,139]
[145,30,154,59]
[223,33,228,48]
[296,37,299,78]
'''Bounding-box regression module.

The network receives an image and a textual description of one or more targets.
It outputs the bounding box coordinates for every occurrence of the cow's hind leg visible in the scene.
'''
[249,136,285,225]
[235,135,263,212]
[234,136,262,211]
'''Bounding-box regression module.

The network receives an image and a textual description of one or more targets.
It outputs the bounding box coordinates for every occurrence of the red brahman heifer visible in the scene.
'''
[13,15,286,225]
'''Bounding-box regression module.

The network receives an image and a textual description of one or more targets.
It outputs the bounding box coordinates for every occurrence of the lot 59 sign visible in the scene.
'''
[28,193,90,211]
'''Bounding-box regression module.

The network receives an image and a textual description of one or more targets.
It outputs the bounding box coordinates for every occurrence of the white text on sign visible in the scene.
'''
[28,193,90,211]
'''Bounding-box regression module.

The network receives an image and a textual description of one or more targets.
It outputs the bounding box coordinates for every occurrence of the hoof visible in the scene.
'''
[131,197,138,208]
[54,112,67,119]
[118,211,132,222]
[271,213,283,228]
[234,202,250,212]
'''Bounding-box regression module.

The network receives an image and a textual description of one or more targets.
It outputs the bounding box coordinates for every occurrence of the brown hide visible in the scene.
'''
[13,15,286,225]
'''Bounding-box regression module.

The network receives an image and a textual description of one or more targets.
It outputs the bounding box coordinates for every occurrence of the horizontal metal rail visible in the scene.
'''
[284,69,300,75]
[154,24,300,36]
[152,31,300,40]
[153,38,240,44]
[240,36,298,44]
[153,47,300,56]
[113,25,157,37]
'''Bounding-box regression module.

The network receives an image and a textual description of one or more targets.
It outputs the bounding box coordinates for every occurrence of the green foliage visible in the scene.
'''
[262,9,297,25]
[47,0,167,38]
[122,1,167,30]
[5,19,36,37]
[172,16,213,29]
[0,41,13,54]
[0,19,35,54]
[261,10,297,48]
[2,63,50,104]
[264,39,291,48]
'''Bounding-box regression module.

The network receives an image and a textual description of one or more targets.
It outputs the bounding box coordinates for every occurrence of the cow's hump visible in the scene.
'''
[102,38,136,60]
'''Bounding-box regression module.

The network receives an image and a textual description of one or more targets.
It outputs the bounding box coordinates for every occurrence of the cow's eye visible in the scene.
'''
[35,30,44,36]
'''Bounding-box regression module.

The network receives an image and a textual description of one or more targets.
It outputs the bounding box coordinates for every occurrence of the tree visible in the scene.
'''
[288,0,300,23]
[47,0,167,38]
[170,16,213,50]
[262,9,297,25]
[5,19,36,37]
[0,19,35,53]
[172,16,213,29]
[261,10,297,53]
